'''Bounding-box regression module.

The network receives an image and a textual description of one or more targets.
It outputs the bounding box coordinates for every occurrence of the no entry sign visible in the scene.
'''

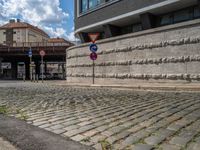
[40,50,46,57]
[90,52,97,60]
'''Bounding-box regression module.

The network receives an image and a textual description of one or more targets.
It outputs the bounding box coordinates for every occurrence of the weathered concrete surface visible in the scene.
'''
[67,19,200,84]
[0,114,94,150]
[0,137,17,150]
[0,81,200,150]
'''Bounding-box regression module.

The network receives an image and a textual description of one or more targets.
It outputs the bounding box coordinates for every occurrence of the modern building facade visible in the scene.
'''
[75,0,200,42]
[67,0,200,84]
[0,19,49,45]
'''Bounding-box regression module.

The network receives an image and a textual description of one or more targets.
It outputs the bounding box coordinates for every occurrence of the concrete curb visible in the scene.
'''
[52,82,200,92]
[0,115,94,150]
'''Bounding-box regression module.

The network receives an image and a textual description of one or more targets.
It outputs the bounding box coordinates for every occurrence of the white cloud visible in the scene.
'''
[0,0,71,39]
[66,32,76,41]
[0,0,69,25]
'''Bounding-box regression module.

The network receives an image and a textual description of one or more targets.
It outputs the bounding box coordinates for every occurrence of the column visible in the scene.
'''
[103,24,121,38]
[140,13,157,30]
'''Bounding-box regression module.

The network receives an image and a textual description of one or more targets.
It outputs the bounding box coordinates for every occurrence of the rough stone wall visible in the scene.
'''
[67,19,200,84]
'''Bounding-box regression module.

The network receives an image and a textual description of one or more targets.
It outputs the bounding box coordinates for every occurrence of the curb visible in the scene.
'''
[0,115,94,150]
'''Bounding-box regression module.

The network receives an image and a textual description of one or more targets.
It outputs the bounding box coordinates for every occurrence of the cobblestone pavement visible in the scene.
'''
[0,82,200,150]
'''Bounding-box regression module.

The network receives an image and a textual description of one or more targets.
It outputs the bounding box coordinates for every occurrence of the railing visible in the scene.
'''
[0,42,72,47]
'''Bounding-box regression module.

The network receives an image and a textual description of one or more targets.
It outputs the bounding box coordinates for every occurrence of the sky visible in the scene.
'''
[0,0,75,41]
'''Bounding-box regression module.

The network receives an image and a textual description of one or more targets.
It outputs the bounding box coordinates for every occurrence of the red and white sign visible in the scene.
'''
[88,33,100,43]
[40,50,46,57]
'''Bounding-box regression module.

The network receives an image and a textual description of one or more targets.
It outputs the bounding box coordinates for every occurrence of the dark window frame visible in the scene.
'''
[79,0,120,16]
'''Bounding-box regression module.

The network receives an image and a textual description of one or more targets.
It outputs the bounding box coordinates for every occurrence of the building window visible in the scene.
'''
[81,0,88,13]
[160,15,173,25]
[80,0,115,13]
[174,9,192,23]
[194,6,200,18]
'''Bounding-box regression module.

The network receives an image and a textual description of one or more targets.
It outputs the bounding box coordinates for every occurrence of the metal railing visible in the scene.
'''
[1,42,72,47]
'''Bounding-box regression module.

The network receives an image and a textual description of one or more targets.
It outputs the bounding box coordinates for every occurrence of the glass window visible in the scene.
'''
[174,9,191,23]
[89,0,98,9]
[160,15,173,25]
[81,0,88,12]
[194,6,200,18]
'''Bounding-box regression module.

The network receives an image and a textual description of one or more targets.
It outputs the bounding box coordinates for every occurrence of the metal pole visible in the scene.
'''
[93,60,95,84]
[41,56,44,83]
[30,56,32,81]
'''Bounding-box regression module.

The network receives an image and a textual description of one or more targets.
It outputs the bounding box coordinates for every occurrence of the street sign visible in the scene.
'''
[90,52,97,60]
[88,33,100,43]
[28,49,32,57]
[40,50,46,57]
[89,43,98,52]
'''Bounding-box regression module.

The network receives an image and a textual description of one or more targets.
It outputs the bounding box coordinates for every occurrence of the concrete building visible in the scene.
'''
[67,0,200,84]
[0,19,49,45]
[75,0,200,42]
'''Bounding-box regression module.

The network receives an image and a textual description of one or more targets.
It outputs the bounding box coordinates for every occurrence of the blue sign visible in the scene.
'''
[89,44,98,52]
[28,49,32,57]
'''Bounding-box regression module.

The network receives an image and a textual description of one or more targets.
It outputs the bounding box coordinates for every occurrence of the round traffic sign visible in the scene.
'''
[90,52,97,60]
[89,43,98,52]
[40,50,46,56]
[28,49,32,57]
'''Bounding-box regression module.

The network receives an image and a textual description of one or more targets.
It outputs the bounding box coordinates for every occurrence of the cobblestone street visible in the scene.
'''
[0,81,200,150]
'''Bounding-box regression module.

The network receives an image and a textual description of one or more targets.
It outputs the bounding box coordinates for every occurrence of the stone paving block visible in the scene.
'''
[159,143,181,150]
[169,136,191,147]
[71,134,86,142]
[132,144,153,150]
[52,129,67,134]
[167,124,183,131]
[186,142,200,150]
[144,135,165,145]
[49,124,65,130]
[63,125,80,131]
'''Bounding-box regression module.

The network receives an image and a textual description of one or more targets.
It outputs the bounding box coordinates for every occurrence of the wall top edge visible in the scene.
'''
[67,18,200,51]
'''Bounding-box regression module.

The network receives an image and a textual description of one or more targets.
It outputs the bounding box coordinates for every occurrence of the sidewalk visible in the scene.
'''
[50,80,200,91]
[0,137,17,150]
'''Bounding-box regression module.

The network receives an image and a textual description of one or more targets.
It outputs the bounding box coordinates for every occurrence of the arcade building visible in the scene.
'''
[0,19,73,80]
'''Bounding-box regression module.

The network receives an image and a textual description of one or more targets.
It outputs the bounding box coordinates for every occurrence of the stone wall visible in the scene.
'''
[67,19,200,84]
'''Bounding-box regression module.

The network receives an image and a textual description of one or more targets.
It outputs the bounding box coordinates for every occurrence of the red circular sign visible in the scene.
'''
[90,52,97,60]
[40,50,46,56]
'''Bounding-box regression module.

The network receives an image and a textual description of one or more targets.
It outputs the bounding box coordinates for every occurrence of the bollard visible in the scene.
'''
[33,74,35,82]
[23,75,26,82]
[36,74,39,83]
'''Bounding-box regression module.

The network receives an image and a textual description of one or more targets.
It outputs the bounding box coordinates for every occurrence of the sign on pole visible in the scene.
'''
[90,52,98,60]
[39,50,45,82]
[88,33,100,43]
[40,50,46,57]
[89,43,98,53]
[28,49,32,57]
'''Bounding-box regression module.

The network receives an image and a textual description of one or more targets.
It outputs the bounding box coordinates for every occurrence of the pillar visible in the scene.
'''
[103,24,121,38]
[140,13,157,30]
[11,61,17,79]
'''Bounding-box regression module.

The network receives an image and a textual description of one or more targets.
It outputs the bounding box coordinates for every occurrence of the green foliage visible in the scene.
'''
[99,139,112,150]
[0,105,8,114]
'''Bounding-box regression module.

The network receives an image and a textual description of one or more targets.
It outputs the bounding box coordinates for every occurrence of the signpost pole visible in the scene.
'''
[88,33,99,85]
[93,60,95,84]
[30,56,32,81]
[41,56,44,83]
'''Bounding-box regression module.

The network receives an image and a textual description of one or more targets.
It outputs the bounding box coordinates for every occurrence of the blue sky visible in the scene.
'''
[0,0,75,41]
